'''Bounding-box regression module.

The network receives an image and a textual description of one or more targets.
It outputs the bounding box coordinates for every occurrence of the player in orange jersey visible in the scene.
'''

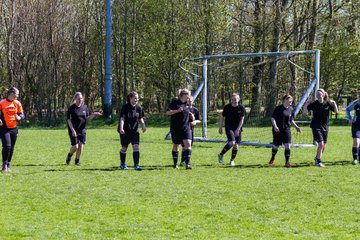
[0,87,25,172]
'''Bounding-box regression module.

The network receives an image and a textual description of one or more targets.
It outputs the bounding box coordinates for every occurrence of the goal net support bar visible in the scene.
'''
[189,50,320,139]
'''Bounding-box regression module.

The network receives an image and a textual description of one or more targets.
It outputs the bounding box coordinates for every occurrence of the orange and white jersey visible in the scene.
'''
[0,99,24,129]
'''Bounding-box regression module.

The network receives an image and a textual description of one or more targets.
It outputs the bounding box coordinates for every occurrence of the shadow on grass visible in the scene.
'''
[19,164,65,167]
[222,160,352,169]
[42,159,353,172]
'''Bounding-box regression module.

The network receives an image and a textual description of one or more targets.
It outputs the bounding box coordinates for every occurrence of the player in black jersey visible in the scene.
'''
[345,94,360,165]
[66,92,102,166]
[303,88,338,167]
[180,97,201,166]
[166,89,194,169]
[118,91,146,171]
[268,95,301,168]
[218,93,246,166]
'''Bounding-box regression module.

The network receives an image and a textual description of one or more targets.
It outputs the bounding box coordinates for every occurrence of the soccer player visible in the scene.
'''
[268,95,301,168]
[0,87,25,172]
[303,88,338,167]
[66,92,102,166]
[345,94,360,165]
[118,91,146,171]
[218,93,246,166]
[180,96,201,166]
[166,89,194,169]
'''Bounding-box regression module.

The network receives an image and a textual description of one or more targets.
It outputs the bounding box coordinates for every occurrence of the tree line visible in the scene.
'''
[0,0,358,124]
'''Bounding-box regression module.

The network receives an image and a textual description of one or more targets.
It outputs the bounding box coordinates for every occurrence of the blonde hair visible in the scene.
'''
[72,92,83,103]
[317,88,329,101]
[178,88,191,98]
[231,93,240,99]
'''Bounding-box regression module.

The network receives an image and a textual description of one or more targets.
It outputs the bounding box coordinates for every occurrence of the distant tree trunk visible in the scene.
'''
[266,0,285,117]
[123,0,128,104]
[249,0,263,117]
[131,0,136,90]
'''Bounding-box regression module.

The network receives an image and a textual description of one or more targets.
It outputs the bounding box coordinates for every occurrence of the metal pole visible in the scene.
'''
[104,0,113,118]
[314,50,320,98]
[202,59,208,138]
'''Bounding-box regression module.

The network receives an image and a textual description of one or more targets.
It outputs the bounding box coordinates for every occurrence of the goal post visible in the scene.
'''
[176,50,321,147]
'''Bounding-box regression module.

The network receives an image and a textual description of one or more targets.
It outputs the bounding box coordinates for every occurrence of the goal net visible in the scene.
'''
[172,50,320,147]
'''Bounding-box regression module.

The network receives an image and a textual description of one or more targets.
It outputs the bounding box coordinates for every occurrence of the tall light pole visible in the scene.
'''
[104,0,113,118]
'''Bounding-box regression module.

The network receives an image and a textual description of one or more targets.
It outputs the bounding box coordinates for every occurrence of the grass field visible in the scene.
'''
[1,125,360,239]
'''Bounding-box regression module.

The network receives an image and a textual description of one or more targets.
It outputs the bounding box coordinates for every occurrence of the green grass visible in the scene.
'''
[1,126,360,239]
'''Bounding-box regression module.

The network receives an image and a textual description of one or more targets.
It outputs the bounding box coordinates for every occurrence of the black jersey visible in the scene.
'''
[190,107,200,131]
[222,103,246,131]
[167,99,191,132]
[353,103,360,127]
[119,103,144,132]
[272,105,294,131]
[307,100,335,131]
[67,104,89,131]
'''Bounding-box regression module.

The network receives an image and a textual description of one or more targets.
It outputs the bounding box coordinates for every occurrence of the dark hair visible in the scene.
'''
[127,91,138,104]
[7,87,19,95]
[282,94,293,101]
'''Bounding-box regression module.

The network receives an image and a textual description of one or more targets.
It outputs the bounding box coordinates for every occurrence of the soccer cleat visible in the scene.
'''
[6,163,11,172]
[316,162,325,167]
[66,155,71,165]
[284,162,291,168]
[314,158,325,167]
[2,164,8,172]
[173,164,179,169]
[134,165,142,171]
[218,154,223,164]
[352,160,359,165]
[230,160,235,166]
[186,164,192,170]
[315,160,325,168]
[75,161,81,166]
[120,164,128,170]
[269,159,275,166]
[180,160,186,167]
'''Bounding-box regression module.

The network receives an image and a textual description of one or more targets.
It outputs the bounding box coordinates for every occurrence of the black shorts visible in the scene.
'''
[69,128,86,146]
[225,129,241,144]
[0,127,18,148]
[352,124,360,139]
[120,131,140,147]
[312,128,328,143]
[272,128,291,146]
[171,129,192,145]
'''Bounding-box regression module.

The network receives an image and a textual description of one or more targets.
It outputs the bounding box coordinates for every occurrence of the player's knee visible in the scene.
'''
[3,145,11,151]
[133,144,139,151]
[172,144,180,151]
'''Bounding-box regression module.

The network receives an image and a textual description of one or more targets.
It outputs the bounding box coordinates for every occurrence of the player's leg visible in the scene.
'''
[218,129,234,164]
[74,130,86,166]
[351,126,360,164]
[312,128,325,167]
[120,133,130,170]
[182,137,192,169]
[269,131,281,165]
[283,129,292,168]
[132,132,141,170]
[171,130,182,169]
[75,143,84,166]
[66,133,78,165]
[1,130,11,172]
[7,128,18,171]
[284,143,291,168]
